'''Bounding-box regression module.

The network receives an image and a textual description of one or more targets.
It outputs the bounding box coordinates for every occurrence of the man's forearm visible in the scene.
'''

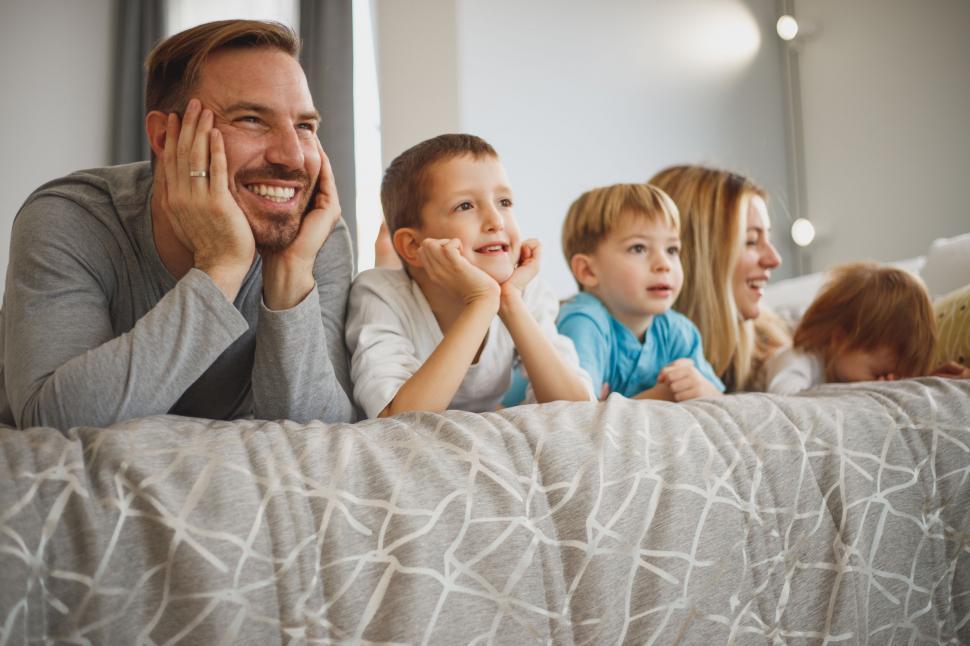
[6,270,247,430]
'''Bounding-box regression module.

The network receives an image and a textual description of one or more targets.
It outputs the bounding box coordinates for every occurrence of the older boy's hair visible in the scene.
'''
[145,20,300,115]
[794,262,938,379]
[381,134,497,236]
[561,183,680,288]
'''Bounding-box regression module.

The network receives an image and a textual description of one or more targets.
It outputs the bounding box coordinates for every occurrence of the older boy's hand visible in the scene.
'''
[658,358,722,402]
[501,239,541,298]
[419,238,500,305]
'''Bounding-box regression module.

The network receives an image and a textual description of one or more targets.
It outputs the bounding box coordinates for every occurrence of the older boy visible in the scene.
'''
[345,134,593,418]
[560,184,724,401]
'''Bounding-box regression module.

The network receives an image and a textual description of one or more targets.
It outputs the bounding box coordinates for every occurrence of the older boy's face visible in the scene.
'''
[417,155,522,283]
[585,214,683,333]
[833,346,899,382]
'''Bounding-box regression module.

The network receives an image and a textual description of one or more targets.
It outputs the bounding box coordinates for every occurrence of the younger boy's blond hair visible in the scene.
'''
[794,262,938,380]
[561,183,680,289]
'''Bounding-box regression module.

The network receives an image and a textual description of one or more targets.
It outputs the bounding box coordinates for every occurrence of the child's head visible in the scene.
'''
[793,262,938,382]
[562,183,682,330]
[380,133,520,282]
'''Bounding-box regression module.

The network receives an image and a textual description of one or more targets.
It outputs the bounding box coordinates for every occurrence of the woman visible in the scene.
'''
[649,165,789,391]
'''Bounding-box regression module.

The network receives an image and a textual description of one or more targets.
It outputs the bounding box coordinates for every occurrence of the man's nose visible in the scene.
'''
[265,127,305,169]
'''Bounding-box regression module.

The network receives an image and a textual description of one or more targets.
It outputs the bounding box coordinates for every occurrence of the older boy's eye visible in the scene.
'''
[499,198,513,208]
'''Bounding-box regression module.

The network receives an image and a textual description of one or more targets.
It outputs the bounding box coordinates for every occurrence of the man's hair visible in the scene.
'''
[145,20,300,115]
[649,164,771,391]
[381,134,497,236]
[794,262,938,379]
[561,183,680,288]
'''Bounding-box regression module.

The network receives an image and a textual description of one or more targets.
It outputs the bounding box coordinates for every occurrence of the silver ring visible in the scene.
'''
[189,170,208,178]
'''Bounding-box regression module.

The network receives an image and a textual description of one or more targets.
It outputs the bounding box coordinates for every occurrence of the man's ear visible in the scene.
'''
[570,253,598,289]
[392,227,423,268]
[145,111,170,158]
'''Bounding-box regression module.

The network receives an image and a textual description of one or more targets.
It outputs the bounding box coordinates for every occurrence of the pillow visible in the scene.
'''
[934,284,970,368]
[922,233,970,298]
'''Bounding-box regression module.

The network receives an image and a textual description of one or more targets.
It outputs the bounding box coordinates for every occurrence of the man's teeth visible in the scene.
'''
[246,184,296,202]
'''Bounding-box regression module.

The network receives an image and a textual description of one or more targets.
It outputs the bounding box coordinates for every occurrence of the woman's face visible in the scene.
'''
[731,195,782,320]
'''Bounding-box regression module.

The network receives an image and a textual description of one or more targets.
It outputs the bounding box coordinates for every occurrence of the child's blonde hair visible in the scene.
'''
[561,183,680,289]
[794,262,938,380]
[649,165,778,391]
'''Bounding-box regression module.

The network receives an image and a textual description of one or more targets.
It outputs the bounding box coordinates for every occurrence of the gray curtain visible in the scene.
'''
[111,0,164,165]
[300,0,357,261]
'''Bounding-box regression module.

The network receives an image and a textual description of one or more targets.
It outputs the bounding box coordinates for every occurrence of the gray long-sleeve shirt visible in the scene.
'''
[0,162,356,430]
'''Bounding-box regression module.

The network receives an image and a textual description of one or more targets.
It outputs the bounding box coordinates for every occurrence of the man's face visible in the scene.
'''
[193,47,322,250]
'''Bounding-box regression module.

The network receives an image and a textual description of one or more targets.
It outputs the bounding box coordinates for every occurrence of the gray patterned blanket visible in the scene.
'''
[1,378,969,644]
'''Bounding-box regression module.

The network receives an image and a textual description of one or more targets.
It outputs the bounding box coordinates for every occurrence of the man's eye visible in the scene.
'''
[297,122,317,131]
[455,201,474,212]
[237,116,263,126]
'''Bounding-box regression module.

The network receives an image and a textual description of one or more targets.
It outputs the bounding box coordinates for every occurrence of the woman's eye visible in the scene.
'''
[745,238,758,247]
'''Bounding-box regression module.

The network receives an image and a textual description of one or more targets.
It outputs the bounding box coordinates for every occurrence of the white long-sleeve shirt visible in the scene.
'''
[764,347,825,395]
[345,268,593,418]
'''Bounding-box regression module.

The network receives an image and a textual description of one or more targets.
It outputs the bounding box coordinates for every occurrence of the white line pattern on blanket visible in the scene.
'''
[1,378,969,644]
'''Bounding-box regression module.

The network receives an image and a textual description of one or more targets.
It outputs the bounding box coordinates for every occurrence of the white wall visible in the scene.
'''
[375,0,796,298]
[0,0,115,298]
[795,0,970,271]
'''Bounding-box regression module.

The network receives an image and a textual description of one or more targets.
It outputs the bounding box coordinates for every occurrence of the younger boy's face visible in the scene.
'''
[584,214,683,331]
[416,155,521,283]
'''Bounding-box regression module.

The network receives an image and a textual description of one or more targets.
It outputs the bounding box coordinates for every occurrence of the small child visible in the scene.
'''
[345,134,594,418]
[557,183,724,401]
[765,262,938,394]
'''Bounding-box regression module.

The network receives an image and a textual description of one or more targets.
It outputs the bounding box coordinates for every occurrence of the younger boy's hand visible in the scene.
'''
[501,239,541,298]
[419,238,499,305]
[658,358,722,402]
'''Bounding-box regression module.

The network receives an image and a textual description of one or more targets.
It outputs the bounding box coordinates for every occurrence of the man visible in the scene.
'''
[0,20,356,430]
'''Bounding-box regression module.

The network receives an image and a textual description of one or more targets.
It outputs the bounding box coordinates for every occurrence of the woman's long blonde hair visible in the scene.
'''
[650,165,787,391]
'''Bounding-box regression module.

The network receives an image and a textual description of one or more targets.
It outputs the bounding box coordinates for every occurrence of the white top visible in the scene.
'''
[346,268,593,418]
[764,347,825,395]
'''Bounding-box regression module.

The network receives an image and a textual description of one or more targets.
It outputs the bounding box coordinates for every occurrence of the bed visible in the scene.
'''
[2,378,968,644]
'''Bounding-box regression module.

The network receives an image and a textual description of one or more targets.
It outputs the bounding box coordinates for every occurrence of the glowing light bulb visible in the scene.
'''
[791,218,816,247]
[776,15,799,41]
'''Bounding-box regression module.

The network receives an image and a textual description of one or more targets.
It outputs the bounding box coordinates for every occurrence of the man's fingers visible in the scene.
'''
[189,108,213,196]
[315,138,339,209]
[176,99,201,180]
[209,129,229,197]
[162,112,181,194]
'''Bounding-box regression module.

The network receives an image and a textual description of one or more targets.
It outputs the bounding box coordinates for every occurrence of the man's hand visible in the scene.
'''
[156,98,255,300]
[658,358,722,401]
[501,239,541,299]
[261,138,342,310]
[419,238,500,307]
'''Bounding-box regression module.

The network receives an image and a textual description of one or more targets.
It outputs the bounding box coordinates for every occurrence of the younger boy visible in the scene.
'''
[559,184,724,401]
[345,134,594,418]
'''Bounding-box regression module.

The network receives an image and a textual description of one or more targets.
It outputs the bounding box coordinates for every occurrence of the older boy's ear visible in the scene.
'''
[393,227,423,268]
[145,111,170,158]
[571,254,598,289]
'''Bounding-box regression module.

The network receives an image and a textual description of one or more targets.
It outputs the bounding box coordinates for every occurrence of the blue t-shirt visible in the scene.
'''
[557,292,724,398]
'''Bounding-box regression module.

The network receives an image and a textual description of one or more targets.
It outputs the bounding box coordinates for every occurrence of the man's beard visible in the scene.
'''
[234,165,316,253]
